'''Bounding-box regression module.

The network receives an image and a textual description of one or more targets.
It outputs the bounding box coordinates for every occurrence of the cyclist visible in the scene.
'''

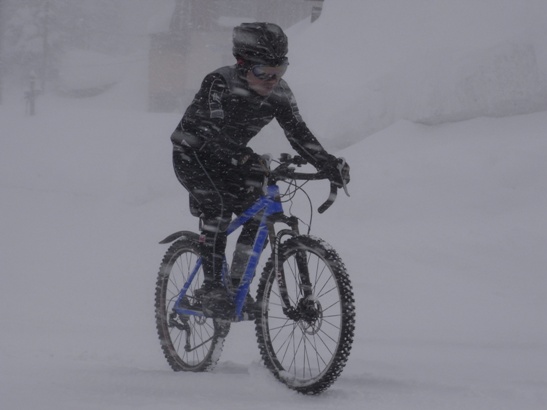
[170,22,350,314]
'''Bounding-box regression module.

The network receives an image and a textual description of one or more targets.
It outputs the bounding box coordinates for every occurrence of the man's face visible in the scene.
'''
[246,64,288,96]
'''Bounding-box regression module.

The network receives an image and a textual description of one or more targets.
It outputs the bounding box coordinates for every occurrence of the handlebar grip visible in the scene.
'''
[318,183,338,214]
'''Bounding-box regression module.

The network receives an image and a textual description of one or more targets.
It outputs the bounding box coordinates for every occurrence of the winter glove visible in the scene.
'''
[322,155,350,188]
[237,148,269,174]
[237,148,269,191]
[235,147,255,166]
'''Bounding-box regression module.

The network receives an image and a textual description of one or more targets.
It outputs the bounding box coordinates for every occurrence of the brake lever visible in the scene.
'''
[318,183,337,214]
[341,180,350,197]
[337,157,350,197]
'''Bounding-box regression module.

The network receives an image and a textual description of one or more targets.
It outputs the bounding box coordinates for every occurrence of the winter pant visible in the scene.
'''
[172,148,262,284]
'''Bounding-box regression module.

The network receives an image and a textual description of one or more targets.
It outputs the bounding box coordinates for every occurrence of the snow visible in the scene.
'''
[57,50,126,94]
[286,0,547,148]
[1,1,546,409]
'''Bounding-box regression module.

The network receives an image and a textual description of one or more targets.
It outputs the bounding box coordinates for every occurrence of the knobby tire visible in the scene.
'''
[155,232,230,372]
[255,235,355,394]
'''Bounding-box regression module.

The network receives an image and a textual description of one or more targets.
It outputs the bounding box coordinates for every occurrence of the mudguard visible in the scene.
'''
[159,230,198,245]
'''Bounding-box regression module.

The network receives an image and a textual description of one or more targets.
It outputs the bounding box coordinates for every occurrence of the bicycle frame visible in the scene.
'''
[173,184,289,321]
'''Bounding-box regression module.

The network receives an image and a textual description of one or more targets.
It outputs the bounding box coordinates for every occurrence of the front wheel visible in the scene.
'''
[155,232,230,372]
[255,236,355,394]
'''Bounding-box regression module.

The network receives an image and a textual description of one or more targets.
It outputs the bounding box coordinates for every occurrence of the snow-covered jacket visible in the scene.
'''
[171,65,334,170]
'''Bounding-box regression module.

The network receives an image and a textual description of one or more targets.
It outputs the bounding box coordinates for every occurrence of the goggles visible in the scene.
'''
[251,64,288,81]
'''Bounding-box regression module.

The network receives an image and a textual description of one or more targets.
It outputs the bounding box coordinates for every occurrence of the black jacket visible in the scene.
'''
[172,65,333,170]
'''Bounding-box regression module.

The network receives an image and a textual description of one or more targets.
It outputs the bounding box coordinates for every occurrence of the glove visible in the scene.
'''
[237,148,269,174]
[237,148,269,191]
[322,156,350,188]
[236,147,254,166]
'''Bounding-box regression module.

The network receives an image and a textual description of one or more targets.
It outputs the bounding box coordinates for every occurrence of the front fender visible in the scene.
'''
[159,230,198,244]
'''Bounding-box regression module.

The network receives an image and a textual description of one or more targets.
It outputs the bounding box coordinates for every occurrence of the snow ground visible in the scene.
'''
[1,0,547,408]
[1,97,545,410]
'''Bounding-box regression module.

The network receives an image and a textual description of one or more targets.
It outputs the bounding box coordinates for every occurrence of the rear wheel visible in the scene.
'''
[155,232,230,371]
[255,236,355,394]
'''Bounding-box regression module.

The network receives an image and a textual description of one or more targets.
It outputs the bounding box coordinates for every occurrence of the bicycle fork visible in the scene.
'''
[270,216,315,320]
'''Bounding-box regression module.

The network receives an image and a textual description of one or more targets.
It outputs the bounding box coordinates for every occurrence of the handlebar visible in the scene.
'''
[267,154,349,214]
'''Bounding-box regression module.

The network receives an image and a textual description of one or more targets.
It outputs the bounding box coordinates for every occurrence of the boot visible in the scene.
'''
[201,287,234,319]
[196,231,232,318]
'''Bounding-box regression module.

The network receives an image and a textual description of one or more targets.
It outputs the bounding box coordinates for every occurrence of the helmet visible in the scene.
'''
[233,22,288,66]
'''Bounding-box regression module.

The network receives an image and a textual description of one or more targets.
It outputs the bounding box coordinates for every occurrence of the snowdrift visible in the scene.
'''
[288,0,547,148]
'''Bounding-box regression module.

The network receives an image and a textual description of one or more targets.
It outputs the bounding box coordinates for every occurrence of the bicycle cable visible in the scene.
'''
[268,157,316,235]
[279,179,314,235]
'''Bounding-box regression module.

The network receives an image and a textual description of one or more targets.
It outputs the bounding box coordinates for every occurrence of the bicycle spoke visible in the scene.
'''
[256,236,354,394]
[156,234,230,372]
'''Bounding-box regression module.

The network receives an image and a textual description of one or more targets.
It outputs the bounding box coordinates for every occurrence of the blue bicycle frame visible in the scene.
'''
[173,184,285,321]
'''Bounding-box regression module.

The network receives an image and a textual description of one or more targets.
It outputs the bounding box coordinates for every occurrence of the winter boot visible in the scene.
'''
[196,230,233,318]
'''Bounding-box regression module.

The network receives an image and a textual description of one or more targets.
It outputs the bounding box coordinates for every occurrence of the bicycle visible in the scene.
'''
[155,153,355,394]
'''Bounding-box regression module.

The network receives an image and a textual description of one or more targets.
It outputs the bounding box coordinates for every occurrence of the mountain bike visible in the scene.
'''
[155,153,355,394]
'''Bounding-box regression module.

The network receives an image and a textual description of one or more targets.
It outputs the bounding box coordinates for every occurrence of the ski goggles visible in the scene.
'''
[251,64,288,81]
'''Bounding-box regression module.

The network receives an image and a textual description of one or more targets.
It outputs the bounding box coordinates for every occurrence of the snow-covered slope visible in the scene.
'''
[288,0,547,148]
[1,96,545,409]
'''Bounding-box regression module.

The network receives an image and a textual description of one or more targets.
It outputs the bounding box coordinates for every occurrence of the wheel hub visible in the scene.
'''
[297,298,323,334]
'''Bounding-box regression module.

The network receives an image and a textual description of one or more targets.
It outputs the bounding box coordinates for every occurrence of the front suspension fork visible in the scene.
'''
[269,215,314,317]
